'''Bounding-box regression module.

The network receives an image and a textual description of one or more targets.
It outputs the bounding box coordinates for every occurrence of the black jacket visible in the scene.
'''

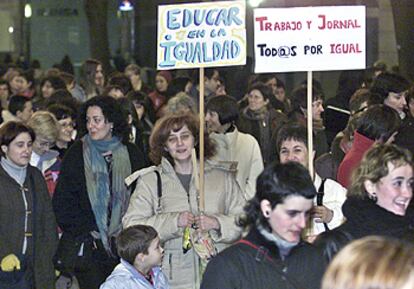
[314,196,414,262]
[394,115,414,156]
[52,140,145,240]
[0,165,58,289]
[201,227,325,289]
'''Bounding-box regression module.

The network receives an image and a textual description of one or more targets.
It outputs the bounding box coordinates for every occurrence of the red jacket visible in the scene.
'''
[337,131,375,188]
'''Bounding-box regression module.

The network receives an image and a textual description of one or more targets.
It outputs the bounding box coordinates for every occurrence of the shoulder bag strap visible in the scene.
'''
[154,170,162,213]
[316,178,329,231]
[236,239,303,289]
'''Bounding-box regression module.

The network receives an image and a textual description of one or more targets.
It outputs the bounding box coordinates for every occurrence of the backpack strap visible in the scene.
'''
[316,178,330,232]
[154,170,162,213]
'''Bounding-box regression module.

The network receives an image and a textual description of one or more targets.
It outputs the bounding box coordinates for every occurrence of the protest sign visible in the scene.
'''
[254,6,366,73]
[157,1,246,70]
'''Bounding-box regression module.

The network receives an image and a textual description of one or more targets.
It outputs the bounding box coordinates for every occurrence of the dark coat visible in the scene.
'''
[201,227,325,289]
[238,107,287,165]
[53,140,145,240]
[314,196,414,263]
[394,115,414,156]
[0,164,58,289]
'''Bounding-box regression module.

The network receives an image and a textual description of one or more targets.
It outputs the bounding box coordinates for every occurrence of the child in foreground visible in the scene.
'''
[100,225,169,289]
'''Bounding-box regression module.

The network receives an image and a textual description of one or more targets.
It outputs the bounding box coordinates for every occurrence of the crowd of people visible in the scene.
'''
[0,56,414,289]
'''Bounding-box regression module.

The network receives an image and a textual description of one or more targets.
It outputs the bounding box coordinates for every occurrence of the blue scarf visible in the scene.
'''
[83,135,131,254]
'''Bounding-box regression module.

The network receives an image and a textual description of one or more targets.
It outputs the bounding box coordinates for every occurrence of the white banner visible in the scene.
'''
[254,6,366,73]
[157,1,246,70]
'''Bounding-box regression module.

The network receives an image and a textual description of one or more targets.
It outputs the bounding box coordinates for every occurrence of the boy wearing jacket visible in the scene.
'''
[100,225,169,289]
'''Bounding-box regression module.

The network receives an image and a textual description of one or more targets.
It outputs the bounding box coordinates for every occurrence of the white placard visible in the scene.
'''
[254,6,366,73]
[157,1,246,70]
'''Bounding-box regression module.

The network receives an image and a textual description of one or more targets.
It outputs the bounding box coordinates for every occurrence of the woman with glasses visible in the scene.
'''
[27,110,61,196]
[47,104,76,160]
[123,112,244,289]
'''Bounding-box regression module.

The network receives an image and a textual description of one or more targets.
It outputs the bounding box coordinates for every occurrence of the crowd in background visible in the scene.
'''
[0,54,414,289]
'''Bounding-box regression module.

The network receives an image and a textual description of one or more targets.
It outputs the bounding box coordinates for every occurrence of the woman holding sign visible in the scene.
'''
[123,112,244,289]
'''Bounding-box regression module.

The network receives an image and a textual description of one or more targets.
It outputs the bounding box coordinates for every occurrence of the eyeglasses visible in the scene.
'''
[60,121,75,129]
[36,139,55,149]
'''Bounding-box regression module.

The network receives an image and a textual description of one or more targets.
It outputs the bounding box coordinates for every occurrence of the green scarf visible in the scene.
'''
[83,135,131,254]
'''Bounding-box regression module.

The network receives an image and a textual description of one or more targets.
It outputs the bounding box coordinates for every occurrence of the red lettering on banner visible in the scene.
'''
[330,43,362,54]
[254,16,302,31]
[255,16,268,31]
[318,14,361,30]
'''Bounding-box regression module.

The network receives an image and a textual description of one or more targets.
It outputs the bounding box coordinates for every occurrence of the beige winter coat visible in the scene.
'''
[210,127,264,200]
[123,158,244,289]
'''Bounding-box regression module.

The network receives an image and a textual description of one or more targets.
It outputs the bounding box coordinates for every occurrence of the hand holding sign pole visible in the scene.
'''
[254,5,365,177]
[157,1,246,212]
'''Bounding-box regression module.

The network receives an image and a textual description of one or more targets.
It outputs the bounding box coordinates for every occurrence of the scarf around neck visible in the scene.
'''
[258,225,298,260]
[83,134,131,254]
[342,196,414,239]
[1,156,27,186]
[243,106,269,121]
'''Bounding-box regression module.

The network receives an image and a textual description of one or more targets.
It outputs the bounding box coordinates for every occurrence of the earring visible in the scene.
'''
[368,193,378,203]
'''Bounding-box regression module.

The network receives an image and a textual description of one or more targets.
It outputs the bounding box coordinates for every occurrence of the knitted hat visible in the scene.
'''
[157,70,172,83]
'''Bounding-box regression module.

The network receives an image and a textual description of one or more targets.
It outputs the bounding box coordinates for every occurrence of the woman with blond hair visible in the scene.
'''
[27,110,61,196]
[315,144,414,262]
[322,236,414,289]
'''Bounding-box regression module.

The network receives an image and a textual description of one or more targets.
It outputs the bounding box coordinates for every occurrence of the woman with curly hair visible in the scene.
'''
[53,96,145,289]
[123,112,244,289]
[315,144,414,263]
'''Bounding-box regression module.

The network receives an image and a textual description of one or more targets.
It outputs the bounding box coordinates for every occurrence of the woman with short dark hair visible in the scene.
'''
[0,121,57,289]
[201,162,325,289]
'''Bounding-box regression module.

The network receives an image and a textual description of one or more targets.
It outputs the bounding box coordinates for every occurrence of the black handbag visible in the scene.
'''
[53,233,82,275]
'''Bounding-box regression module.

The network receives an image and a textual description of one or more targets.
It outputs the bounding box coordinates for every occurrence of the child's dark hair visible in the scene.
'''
[117,225,158,265]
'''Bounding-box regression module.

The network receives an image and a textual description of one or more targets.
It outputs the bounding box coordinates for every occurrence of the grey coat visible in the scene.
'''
[0,165,58,289]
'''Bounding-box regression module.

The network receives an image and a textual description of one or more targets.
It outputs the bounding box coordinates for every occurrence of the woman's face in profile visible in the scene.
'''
[369,162,413,216]
[263,195,313,243]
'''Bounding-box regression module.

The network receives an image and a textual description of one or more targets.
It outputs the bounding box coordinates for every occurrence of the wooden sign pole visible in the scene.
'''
[198,67,205,212]
[307,71,314,178]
